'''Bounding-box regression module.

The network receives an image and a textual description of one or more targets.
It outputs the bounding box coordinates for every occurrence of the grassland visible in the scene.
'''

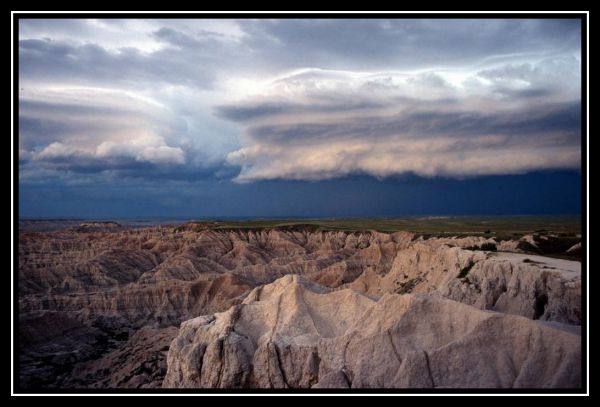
[181,216,581,240]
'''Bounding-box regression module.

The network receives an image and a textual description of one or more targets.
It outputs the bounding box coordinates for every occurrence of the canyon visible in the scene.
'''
[17,221,583,389]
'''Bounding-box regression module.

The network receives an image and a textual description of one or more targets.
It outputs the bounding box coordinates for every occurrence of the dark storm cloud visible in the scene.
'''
[242,101,581,145]
[18,171,582,219]
[19,147,236,184]
[18,18,582,188]
[214,100,384,123]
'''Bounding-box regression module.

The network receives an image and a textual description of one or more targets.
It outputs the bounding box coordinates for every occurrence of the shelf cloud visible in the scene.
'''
[221,63,581,181]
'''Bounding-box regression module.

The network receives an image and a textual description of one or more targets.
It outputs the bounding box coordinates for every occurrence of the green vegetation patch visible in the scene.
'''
[175,215,581,236]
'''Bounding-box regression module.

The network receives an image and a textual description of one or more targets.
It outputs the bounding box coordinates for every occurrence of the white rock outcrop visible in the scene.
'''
[163,275,581,389]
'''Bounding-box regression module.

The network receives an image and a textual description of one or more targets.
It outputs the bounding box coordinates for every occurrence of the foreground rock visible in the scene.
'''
[346,246,581,324]
[163,275,581,389]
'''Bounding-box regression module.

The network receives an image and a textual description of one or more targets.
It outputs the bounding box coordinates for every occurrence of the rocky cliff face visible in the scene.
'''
[163,275,581,389]
[18,225,582,389]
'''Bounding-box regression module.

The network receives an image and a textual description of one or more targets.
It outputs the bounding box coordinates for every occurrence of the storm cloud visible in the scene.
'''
[17,17,582,216]
[221,61,581,181]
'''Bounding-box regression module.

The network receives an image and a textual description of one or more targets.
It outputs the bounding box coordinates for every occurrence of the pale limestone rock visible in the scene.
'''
[163,275,581,389]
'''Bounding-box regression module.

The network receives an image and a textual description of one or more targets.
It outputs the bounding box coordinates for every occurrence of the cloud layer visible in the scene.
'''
[18,18,582,187]
[221,62,581,181]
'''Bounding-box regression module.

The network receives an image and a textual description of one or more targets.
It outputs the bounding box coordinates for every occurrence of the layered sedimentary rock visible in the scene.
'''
[163,275,581,389]
[345,243,581,324]
[18,225,582,389]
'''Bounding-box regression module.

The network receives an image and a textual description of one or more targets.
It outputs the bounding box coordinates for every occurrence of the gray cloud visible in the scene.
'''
[19,19,581,89]
[215,100,385,123]
[222,66,581,181]
[18,88,191,181]
[18,18,582,185]
[242,101,580,144]
[19,37,219,88]
[237,19,581,71]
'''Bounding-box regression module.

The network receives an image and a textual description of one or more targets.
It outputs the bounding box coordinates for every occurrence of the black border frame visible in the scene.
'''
[11,11,588,395]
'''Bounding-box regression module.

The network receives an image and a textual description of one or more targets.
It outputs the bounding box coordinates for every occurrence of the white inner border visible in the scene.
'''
[10,10,590,397]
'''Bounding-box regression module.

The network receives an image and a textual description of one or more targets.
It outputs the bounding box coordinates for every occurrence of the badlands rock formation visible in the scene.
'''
[18,224,582,389]
[163,275,581,389]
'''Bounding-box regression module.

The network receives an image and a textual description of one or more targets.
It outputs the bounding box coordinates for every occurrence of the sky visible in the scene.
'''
[17,18,583,219]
